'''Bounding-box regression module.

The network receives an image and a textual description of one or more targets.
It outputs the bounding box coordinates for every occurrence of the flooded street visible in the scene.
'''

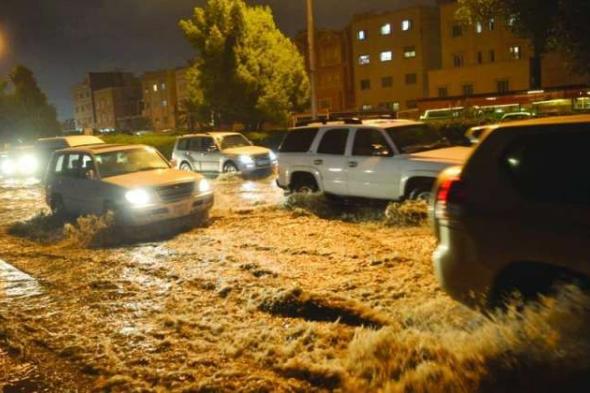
[0,175,588,392]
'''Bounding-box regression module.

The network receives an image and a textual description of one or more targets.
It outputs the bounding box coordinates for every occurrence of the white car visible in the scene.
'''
[276,119,471,200]
[44,144,214,226]
[172,132,276,175]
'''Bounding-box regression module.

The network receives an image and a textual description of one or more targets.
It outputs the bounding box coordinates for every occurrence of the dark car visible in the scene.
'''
[431,115,590,308]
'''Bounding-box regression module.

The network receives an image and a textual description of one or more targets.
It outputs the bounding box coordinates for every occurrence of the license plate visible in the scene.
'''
[171,201,191,216]
[257,160,270,167]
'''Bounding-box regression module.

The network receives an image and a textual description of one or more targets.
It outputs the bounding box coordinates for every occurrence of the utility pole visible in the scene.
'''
[306,0,318,120]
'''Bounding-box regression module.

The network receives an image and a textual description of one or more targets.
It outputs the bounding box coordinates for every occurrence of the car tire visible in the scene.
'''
[103,201,122,224]
[291,176,319,194]
[409,186,432,201]
[193,210,210,228]
[51,195,66,217]
[223,161,239,174]
[180,162,193,172]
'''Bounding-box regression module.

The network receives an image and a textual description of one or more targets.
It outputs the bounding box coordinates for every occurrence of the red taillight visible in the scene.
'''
[435,176,465,219]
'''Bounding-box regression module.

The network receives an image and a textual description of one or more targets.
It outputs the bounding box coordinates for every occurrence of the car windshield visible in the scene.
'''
[386,125,450,154]
[95,147,169,178]
[219,134,251,149]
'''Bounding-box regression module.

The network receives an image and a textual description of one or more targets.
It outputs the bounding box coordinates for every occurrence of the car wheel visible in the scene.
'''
[193,210,210,228]
[51,195,66,217]
[409,187,432,201]
[180,162,193,172]
[223,162,239,174]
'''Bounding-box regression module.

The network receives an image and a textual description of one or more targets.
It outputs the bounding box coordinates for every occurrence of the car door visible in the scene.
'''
[200,136,223,172]
[59,152,84,214]
[76,154,102,216]
[313,128,350,195]
[185,137,203,172]
[347,128,403,199]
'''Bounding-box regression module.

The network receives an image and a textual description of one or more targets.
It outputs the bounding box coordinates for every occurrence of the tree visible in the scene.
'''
[180,0,310,129]
[0,65,60,142]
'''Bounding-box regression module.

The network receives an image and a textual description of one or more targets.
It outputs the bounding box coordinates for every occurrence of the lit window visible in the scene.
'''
[358,30,366,41]
[403,46,416,58]
[507,16,516,27]
[475,22,483,34]
[380,51,393,62]
[161,83,166,90]
[361,104,373,111]
[381,23,391,35]
[162,100,168,107]
[359,55,370,65]
[488,18,495,31]
[401,19,412,31]
[152,84,158,92]
[510,45,522,59]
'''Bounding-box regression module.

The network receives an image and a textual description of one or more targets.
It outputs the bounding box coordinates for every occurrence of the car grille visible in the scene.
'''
[156,182,195,202]
[253,153,271,167]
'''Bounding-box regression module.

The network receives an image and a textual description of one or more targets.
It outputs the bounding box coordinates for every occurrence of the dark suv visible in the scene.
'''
[431,115,590,308]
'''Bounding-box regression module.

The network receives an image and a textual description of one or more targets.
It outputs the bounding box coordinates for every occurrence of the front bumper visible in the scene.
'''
[123,192,214,226]
[238,161,277,175]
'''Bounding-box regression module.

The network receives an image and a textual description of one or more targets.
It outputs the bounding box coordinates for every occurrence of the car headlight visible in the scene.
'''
[125,189,151,205]
[239,155,254,165]
[1,159,15,176]
[18,155,39,175]
[269,151,277,161]
[198,178,211,193]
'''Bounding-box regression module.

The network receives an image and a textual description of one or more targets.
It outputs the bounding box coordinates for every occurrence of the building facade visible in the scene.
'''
[141,69,183,131]
[72,72,142,132]
[349,6,441,112]
[427,0,589,99]
[295,29,355,113]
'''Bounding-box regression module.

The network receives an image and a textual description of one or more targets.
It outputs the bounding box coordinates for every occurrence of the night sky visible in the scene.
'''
[0,0,433,120]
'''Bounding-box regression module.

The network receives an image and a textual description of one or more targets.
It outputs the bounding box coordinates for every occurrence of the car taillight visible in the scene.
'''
[435,175,465,220]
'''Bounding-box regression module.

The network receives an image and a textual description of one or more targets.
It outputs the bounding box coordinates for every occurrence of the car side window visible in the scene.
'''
[64,153,82,178]
[317,129,349,155]
[177,138,190,151]
[352,129,393,157]
[188,137,203,152]
[53,154,65,175]
[81,154,97,179]
[202,137,216,152]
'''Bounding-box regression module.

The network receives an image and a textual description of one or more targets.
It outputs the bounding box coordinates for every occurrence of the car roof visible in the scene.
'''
[179,131,240,138]
[56,144,152,155]
[292,119,422,130]
[491,114,590,130]
[37,135,105,147]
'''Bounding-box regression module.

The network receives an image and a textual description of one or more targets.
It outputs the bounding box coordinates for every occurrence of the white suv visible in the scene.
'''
[277,119,471,200]
[45,144,214,226]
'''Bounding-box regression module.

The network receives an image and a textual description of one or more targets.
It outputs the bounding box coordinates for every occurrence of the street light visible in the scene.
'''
[306,0,318,120]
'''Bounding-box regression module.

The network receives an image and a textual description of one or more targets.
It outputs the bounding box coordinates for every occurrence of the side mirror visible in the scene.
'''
[207,145,218,153]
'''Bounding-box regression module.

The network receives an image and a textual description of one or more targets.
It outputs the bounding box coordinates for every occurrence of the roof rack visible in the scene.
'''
[294,110,397,127]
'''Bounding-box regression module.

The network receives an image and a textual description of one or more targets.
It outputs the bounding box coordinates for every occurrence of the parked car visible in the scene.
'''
[465,125,494,145]
[172,132,277,175]
[0,145,38,178]
[32,135,105,177]
[276,119,471,200]
[420,107,465,122]
[431,115,590,308]
[500,111,532,122]
[44,144,214,226]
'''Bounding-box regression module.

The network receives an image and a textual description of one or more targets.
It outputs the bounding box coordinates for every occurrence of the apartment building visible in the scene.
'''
[428,0,589,98]
[141,69,183,131]
[295,29,355,112]
[350,6,441,112]
[72,72,141,132]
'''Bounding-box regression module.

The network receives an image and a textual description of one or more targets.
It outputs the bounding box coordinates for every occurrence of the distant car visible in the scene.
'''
[0,145,38,178]
[277,119,471,200]
[420,107,465,122]
[431,115,590,309]
[172,132,277,175]
[34,135,106,177]
[44,144,214,226]
[500,112,532,122]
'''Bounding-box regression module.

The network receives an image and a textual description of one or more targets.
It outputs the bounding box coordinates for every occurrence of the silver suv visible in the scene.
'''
[431,115,590,308]
[172,132,276,175]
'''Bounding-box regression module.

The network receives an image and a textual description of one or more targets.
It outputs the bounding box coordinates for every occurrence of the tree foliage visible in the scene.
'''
[0,65,60,142]
[457,0,590,76]
[180,0,310,129]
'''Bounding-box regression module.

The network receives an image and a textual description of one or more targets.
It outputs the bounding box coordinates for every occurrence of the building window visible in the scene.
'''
[438,87,448,98]
[381,76,393,88]
[488,18,495,31]
[453,54,464,68]
[359,55,370,65]
[361,104,373,111]
[360,79,371,90]
[162,100,168,107]
[403,46,417,58]
[477,51,483,64]
[490,50,496,62]
[381,23,391,35]
[380,102,399,111]
[161,82,166,90]
[152,84,158,92]
[510,45,522,59]
[507,16,516,27]
[452,25,463,37]
[463,84,474,96]
[405,73,417,85]
[380,51,393,62]
[497,79,510,93]
[401,19,412,31]
[358,30,366,41]
[475,22,483,34]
